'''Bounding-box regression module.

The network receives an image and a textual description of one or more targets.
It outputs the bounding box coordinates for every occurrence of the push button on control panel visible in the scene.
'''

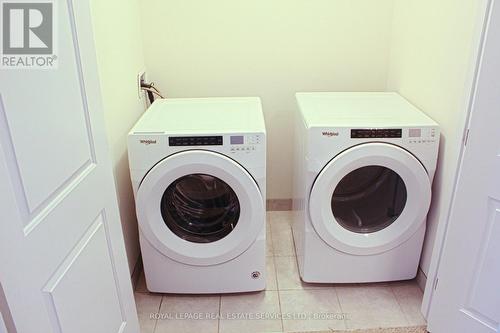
[230,146,256,153]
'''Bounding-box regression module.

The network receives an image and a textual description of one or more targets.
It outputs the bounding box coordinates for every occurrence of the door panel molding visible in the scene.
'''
[463,200,500,329]
[66,0,98,164]
[0,94,96,235]
[43,212,127,333]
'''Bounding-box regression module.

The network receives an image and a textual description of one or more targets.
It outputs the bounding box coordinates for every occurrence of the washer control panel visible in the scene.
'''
[229,134,262,154]
[169,136,223,146]
[351,128,402,138]
[407,127,438,144]
[166,134,263,154]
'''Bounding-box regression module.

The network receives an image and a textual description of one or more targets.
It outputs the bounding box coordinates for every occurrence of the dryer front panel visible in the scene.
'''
[136,150,265,266]
[309,142,431,255]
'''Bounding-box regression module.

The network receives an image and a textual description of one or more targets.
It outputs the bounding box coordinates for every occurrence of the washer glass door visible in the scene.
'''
[308,143,431,255]
[161,173,240,243]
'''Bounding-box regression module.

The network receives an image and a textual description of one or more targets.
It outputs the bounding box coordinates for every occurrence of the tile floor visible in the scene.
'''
[135,211,427,333]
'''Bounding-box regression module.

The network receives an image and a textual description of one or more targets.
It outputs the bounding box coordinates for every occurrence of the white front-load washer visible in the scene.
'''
[293,92,439,283]
[128,97,266,293]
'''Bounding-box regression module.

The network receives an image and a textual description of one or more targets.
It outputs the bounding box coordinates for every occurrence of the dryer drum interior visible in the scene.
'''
[331,165,408,234]
[160,173,241,243]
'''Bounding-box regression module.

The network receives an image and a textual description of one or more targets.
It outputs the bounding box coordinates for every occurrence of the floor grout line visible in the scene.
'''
[273,255,285,332]
[268,213,285,332]
[390,285,411,327]
[289,221,299,258]
[267,213,275,259]
[217,295,222,333]
[333,286,348,330]
[152,295,163,333]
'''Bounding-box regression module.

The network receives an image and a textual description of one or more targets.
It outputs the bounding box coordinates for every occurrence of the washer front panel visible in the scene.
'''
[136,150,264,266]
[308,143,431,255]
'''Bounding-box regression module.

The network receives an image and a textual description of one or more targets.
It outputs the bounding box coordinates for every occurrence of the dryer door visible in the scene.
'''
[136,150,264,266]
[309,142,431,255]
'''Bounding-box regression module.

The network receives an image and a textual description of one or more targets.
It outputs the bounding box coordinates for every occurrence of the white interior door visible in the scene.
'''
[427,1,500,332]
[0,1,139,332]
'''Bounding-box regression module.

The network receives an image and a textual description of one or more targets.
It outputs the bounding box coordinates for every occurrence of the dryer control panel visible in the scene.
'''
[349,127,438,145]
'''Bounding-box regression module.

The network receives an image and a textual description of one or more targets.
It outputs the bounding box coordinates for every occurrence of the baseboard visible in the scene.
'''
[266,199,292,211]
[416,267,427,292]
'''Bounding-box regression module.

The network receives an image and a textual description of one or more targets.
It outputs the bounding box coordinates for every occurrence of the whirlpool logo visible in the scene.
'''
[139,139,157,145]
[322,131,339,137]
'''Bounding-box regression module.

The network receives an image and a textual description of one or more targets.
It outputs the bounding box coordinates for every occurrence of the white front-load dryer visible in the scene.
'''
[293,92,440,283]
[128,97,266,293]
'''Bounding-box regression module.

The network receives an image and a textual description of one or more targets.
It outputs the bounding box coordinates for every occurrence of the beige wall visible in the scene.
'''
[90,0,146,274]
[140,0,395,199]
[388,0,483,276]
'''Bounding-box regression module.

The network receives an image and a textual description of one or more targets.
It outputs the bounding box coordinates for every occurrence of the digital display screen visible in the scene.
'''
[351,129,402,139]
[409,129,422,138]
[169,136,223,146]
[230,136,244,145]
